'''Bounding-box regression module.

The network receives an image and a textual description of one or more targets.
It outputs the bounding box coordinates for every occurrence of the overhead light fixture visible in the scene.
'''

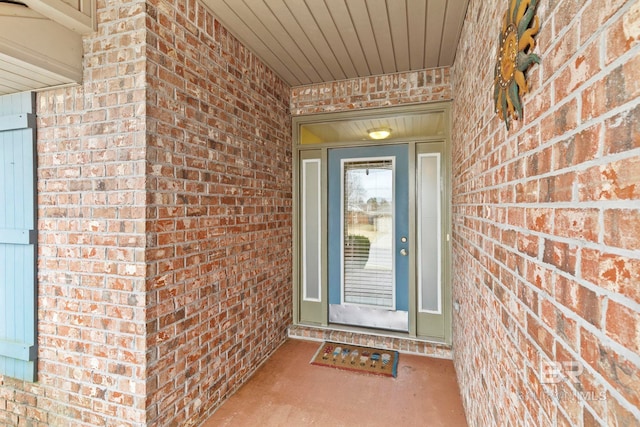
[368,127,391,140]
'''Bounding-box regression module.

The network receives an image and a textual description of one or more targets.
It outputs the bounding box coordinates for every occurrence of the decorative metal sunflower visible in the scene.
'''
[494,0,541,130]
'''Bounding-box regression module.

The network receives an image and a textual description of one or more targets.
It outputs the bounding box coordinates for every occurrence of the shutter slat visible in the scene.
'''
[0,340,36,361]
[0,229,35,245]
[0,113,35,132]
[0,91,37,382]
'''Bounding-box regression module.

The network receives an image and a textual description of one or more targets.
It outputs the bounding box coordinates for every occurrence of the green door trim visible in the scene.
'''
[292,102,452,344]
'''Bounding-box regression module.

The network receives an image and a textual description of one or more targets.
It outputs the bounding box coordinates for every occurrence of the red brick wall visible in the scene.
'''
[0,0,292,426]
[291,68,452,115]
[0,2,149,426]
[4,86,148,426]
[144,0,292,425]
[451,0,640,425]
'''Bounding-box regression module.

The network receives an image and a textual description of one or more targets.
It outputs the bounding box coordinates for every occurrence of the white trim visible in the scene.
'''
[339,155,396,310]
[417,152,442,314]
[22,0,96,34]
[302,159,322,302]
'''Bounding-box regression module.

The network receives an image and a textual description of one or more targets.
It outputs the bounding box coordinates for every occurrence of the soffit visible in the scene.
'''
[202,0,470,87]
[0,53,76,96]
[0,0,93,96]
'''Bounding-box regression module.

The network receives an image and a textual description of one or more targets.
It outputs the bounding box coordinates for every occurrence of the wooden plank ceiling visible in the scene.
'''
[202,0,470,86]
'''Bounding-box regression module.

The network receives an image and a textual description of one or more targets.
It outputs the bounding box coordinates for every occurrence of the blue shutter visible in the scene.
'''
[0,92,37,382]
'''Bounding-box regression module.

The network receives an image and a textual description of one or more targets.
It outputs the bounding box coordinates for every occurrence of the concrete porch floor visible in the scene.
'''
[203,339,467,426]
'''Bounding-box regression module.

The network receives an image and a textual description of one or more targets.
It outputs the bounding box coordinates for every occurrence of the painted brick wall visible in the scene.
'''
[143,0,292,425]
[0,1,149,426]
[0,0,292,426]
[451,0,640,425]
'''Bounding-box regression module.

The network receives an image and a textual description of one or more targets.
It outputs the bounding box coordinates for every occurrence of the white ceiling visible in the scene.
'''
[0,2,84,96]
[0,0,470,95]
[301,111,445,144]
[0,52,75,96]
[202,0,470,87]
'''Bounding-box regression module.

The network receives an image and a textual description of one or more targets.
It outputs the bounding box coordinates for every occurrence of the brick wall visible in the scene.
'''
[290,68,452,115]
[451,0,640,425]
[144,0,292,425]
[0,0,292,425]
[0,1,149,426]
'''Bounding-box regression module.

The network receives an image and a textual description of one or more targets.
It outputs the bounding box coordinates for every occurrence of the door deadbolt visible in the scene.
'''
[400,236,407,243]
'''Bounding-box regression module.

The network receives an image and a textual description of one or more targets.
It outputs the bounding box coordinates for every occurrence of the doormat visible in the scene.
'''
[310,342,399,378]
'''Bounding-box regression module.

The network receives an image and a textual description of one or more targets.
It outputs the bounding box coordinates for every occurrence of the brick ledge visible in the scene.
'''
[288,324,453,360]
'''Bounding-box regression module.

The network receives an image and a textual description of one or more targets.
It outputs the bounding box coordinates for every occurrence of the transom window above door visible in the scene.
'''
[299,110,446,145]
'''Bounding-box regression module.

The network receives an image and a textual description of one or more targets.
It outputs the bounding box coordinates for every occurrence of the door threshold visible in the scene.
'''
[329,304,408,332]
[288,324,452,359]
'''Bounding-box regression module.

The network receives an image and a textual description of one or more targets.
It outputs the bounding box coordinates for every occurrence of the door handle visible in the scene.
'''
[400,248,408,256]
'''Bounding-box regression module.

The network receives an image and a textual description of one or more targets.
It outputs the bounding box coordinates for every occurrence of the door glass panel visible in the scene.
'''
[342,159,394,308]
[418,153,441,313]
[302,159,321,301]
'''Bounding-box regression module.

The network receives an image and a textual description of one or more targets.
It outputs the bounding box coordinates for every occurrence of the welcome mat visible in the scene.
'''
[310,342,399,378]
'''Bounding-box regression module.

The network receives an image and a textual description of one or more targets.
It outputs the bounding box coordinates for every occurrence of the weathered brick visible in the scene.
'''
[515,180,539,203]
[604,103,640,155]
[527,313,555,360]
[575,367,609,420]
[581,328,640,408]
[541,98,579,141]
[556,380,582,426]
[526,147,552,177]
[583,407,599,427]
[548,22,579,74]
[606,2,640,65]
[580,0,627,45]
[555,276,603,328]
[606,393,640,426]
[526,208,553,234]
[540,172,575,202]
[581,249,640,304]
[517,233,539,258]
[578,156,640,201]
[554,39,601,102]
[526,262,554,298]
[552,124,601,170]
[553,208,599,242]
[540,298,578,352]
[605,300,640,354]
[604,209,640,250]
[543,240,577,275]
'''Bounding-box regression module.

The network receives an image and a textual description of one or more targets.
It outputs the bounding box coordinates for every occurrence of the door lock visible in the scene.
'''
[400,248,408,256]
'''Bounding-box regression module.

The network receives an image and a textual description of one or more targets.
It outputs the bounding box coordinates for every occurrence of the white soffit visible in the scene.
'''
[201,0,470,86]
[0,1,87,95]
[0,52,76,96]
